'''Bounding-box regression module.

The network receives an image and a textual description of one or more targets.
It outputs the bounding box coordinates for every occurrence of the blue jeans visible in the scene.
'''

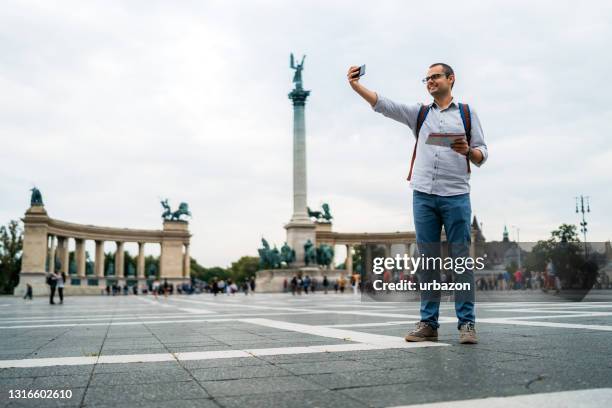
[413,190,475,329]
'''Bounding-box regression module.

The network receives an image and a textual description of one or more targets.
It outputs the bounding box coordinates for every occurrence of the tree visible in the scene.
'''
[189,257,230,283]
[524,223,594,289]
[0,220,24,294]
[551,224,579,243]
[229,256,259,283]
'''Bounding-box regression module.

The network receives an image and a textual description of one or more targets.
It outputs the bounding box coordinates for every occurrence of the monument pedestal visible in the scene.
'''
[160,220,189,279]
[285,220,316,267]
[14,205,50,297]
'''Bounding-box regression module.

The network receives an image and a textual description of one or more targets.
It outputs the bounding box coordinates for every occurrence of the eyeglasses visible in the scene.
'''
[421,73,447,84]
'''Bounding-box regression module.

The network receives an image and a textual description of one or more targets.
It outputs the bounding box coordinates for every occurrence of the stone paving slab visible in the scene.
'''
[1,293,612,407]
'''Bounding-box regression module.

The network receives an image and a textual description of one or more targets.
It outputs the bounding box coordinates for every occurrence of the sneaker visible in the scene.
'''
[405,322,438,342]
[459,323,478,344]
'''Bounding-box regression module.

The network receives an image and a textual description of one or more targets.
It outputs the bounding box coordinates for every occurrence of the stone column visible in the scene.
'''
[47,235,56,273]
[137,242,145,279]
[385,243,392,258]
[15,205,50,296]
[57,237,67,274]
[284,76,316,267]
[365,244,372,275]
[115,241,124,278]
[346,244,353,275]
[183,243,190,278]
[288,86,311,224]
[470,231,476,259]
[75,239,86,279]
[95,240,105,278]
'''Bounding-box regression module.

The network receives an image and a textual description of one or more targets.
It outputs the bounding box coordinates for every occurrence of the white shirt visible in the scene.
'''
[373,95,488,196]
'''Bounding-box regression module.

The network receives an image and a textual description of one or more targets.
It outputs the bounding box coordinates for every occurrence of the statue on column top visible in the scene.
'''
[290,53,306,89]
[30,187,44,206]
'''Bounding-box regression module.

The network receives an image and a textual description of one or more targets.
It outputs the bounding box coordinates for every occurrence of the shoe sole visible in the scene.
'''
[459,338,478,344]
[405,335,438,342]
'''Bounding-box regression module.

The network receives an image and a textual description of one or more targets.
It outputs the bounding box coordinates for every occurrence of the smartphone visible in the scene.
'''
[353,64,366,78]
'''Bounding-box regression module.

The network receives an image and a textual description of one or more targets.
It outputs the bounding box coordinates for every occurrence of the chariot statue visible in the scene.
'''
[161,199,191,221]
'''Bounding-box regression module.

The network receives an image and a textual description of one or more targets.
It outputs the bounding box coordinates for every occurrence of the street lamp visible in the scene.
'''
[511,225,521,270]
[575,196,590,257]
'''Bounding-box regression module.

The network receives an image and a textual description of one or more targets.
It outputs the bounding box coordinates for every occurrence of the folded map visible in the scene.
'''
[425,132,466,147]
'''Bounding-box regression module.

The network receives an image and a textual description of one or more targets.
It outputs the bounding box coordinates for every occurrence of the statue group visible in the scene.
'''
[160,199,191,221]
[258,239,295,269]
[258,238,334,269]
[303,240,334,267]
[307,203,333,223]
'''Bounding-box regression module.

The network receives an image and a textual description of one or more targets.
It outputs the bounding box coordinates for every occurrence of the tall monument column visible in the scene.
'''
[284,53,316,267]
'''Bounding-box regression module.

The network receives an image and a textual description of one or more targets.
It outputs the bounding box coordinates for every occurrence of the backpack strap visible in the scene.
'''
[458,103,472,173]
[407,104,430,181]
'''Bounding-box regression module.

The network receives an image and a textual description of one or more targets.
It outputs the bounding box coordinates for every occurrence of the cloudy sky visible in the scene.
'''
[1,0,611,267]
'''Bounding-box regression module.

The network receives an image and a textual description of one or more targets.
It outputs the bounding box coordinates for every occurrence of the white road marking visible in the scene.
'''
[239,318,449,348]
[389,388,612,408]
[479,318,612,332]
[0,311,347,329]
[136,297,215,314]
[0,342,413,369]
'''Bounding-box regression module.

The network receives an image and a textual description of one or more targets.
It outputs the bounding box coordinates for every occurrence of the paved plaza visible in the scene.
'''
[1,292,612,407]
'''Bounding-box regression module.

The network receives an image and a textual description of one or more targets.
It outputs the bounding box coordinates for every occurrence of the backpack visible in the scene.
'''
[407,103,472,181]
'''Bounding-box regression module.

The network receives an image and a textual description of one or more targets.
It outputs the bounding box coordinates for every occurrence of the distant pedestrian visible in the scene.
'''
[47,271,58,305]
[339,275,346,293]
[23,283,33,300]
[152,279,160,299]
[323,275,329,294]
[249,276,256,294]
[163,279,169,298]
[303,276,310,294]
[57,272,66,304]
[290,276,297,295]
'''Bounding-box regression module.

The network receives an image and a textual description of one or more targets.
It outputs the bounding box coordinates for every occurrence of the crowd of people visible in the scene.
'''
[283,274,361,295]
[475,269,562,292]
[208,276,256,296]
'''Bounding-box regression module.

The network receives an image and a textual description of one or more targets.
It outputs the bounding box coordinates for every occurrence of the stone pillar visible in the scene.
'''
[385,243,392,258]
[137,242,145,279]
[75,239,86,279]
[183,243,190,278]
[115,241,124,278]
[346,244,353,275]
[57,237,68,274]
[95,240,105,278]
[47,235,56,273]
[15,206,50,296]
[470,231,476,259]
[365,244,372,275]
[160,221,189,280]
[288,86,311,224]
[285,75,316,267]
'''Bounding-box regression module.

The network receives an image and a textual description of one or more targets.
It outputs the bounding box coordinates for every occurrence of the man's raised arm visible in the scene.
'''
[347,66,378,107]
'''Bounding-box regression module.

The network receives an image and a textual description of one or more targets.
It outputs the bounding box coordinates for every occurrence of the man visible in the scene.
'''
[348,63,488,344]
[47,271,58,305]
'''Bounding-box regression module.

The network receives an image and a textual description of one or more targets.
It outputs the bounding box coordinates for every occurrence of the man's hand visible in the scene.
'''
[347,65,378,106]
[347,66,361,89]
[451,138,469,156]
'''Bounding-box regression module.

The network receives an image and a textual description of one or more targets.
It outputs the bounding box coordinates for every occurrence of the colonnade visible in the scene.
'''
[45,235,190,283]
[16,204,191,296]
